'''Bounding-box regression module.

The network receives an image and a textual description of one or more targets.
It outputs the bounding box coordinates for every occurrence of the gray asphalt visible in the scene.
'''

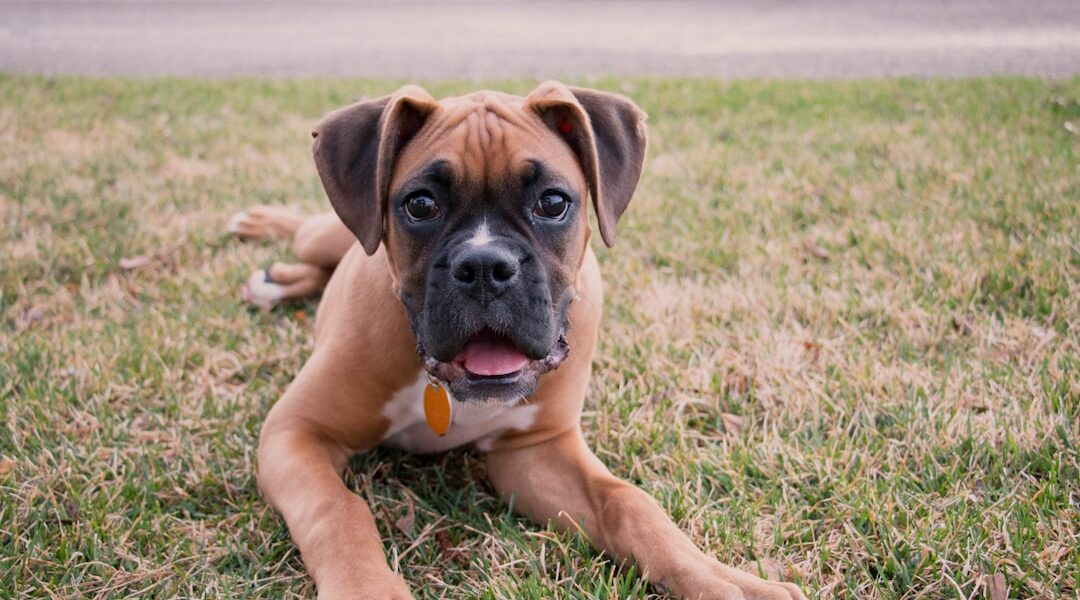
[2,0,1079,79]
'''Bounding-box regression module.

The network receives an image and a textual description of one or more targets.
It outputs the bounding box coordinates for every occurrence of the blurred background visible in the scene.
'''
[3,0,1080,79]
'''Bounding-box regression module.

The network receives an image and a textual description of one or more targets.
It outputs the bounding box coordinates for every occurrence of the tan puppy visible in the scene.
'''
[238,82,806,599]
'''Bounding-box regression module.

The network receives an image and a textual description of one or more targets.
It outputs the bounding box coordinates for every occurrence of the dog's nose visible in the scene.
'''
[451,245,520,302]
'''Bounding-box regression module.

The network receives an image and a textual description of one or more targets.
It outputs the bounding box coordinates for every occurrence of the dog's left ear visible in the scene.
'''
[312,86,439,255]
[525,81,648,247]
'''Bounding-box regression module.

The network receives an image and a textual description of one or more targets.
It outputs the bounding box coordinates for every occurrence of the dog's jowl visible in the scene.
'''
[249,81,806,599]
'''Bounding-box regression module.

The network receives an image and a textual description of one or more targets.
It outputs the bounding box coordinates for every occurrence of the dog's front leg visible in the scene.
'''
[486,429,806,600]
[258,372,412,599]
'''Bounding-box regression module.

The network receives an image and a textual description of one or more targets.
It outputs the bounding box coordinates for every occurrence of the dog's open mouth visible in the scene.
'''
[455,329,531,377]
[420,328,569,399]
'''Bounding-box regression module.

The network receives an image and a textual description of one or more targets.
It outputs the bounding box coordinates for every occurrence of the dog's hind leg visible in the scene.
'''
[289,212,356,270]
[234,209,356,309]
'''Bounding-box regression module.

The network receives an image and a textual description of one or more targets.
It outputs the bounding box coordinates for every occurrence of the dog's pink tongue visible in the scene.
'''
[457,338,529,376]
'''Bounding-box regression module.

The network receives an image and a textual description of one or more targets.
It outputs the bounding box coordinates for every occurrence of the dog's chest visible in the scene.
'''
[379,374,540,453]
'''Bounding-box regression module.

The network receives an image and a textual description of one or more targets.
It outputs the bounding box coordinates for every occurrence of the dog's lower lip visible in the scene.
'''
[463,368,524,386]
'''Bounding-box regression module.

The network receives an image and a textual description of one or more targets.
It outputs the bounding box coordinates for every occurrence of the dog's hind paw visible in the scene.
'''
[227,205,305,241]
[241,269,284,310]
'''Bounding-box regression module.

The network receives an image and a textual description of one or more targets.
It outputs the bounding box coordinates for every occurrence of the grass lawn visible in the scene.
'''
[1,75,1078,599]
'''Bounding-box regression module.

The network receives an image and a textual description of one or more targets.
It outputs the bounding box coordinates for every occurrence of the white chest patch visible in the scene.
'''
[379,372,540,453]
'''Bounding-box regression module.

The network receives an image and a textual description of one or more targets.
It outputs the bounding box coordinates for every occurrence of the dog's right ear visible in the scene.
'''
[312,86,439,255]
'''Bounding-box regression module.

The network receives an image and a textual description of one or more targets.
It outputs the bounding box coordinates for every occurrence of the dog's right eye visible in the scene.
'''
[404,193,439,221]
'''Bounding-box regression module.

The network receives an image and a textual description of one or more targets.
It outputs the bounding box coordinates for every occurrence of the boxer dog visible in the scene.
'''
[231,81,805,599]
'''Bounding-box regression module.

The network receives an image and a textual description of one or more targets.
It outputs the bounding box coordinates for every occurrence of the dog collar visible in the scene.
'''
[423,378,452,436]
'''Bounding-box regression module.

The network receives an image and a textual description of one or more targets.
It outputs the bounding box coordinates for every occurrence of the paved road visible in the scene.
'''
[2,0,1079,79]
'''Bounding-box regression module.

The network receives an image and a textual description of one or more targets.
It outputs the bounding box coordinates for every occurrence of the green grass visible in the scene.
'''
[1,75,1078,599]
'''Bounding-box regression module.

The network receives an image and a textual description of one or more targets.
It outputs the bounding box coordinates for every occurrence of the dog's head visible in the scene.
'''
[312,81,647,403]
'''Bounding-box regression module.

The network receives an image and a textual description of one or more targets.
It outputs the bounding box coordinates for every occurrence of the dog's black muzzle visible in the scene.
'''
[406,231,571,403]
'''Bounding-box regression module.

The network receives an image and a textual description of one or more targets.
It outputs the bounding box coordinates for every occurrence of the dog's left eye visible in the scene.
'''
[534,191,570,220]
[404,192,439,221]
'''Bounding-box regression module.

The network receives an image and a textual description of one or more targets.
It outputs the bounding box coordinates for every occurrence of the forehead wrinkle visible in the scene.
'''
[485,110,509,180]
[453,104,522,185]
[462,111,485,182]
[405,95,575,197]
[391,95,585,207]
[413,105,470,147]
[483,99,530,126]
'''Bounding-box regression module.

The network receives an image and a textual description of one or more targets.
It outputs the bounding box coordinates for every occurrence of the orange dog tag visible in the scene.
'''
[423,381,452,436]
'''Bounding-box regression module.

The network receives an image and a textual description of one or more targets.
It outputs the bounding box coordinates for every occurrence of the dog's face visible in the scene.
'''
[384,96,590,403]
[312,82,647,403]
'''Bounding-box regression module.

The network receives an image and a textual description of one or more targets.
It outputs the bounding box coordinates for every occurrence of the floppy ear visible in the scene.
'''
[525,81,648,247]
[312,85,439,255]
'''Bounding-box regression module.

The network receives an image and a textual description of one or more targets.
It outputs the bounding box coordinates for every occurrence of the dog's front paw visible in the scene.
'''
[661,561,806,600]
[317,571,414,600]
